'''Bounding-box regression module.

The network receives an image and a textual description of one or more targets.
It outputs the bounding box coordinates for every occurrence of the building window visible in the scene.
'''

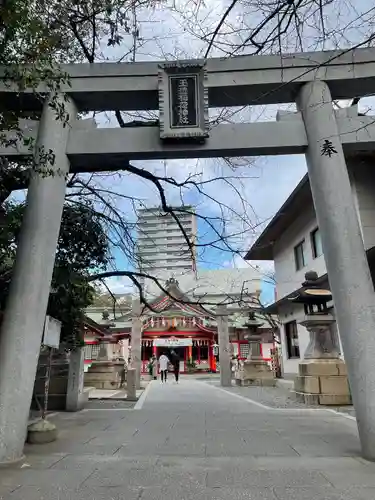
[294,240,306,271]
[285,321,300,359]
[311,227,323,258]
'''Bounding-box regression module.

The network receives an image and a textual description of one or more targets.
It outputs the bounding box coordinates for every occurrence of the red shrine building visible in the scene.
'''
[84,277,275,374]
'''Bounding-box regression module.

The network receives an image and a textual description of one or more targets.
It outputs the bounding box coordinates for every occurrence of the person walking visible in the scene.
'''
[148,354,157,380]
[170,349,180,383]
[159,352,169,383]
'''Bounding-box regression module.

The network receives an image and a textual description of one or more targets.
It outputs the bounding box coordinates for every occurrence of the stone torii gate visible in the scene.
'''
[1,48,375,463]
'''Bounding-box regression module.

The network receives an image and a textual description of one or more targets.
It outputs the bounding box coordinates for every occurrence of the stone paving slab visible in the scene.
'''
[18,452,68,470]
[1,379,375,500]
[49,454,159,471]
[206,467,331,488]
[6,485,142,500]
[141,485,279,500]
[272,486,375,500]
[0,485,17,499]
[0,468,91,489]
[85,466,207,489]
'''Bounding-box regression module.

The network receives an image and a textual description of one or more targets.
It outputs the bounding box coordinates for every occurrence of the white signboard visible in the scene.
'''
[154,338,193,347]
[43,315,62,348]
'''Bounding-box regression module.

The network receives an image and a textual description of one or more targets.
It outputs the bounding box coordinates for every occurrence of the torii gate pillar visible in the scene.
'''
[217,305,232,387]
[298,80,375,461]
[131,298,142,390]
[0,94,77,465]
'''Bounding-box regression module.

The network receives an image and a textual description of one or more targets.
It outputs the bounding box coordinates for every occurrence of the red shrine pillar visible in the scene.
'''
[209,344,216,372]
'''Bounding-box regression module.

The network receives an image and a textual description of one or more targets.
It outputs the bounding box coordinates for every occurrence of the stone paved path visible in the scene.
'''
[1,379,375,499]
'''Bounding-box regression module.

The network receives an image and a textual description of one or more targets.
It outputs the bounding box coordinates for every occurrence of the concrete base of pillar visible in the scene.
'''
[27,419,57,445]
[235,359,276,387]
[84,361,126,390]
[293,359,351,406]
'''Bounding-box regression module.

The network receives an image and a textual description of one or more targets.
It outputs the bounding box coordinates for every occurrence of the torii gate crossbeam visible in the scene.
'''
[1,48,375,111]
[2,109,375,169]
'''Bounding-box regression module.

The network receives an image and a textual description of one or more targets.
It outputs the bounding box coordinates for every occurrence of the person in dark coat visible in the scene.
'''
[170,349,180,383]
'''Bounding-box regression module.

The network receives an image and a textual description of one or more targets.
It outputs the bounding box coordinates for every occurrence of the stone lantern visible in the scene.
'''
[290,271,351,405]
[235,312,275,387]
[84,308,126,391]
[244,312,264,360]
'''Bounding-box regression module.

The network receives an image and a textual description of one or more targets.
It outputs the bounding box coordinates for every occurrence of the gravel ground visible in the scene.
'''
[84,399,137,409]
[213,381,312,408]
[206,379,356,415]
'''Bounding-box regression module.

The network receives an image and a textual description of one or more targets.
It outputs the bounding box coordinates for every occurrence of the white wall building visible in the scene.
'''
[245,155,375,376]
[137,206,197,279]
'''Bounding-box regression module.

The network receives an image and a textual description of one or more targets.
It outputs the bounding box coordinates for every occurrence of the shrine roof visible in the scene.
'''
[147,277,214,318]
[83,315,112,336]
[148,308,198,317]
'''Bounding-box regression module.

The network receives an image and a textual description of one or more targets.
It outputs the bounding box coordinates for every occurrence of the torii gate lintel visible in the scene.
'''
[1,47,375,111]
[2,108,375,169]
